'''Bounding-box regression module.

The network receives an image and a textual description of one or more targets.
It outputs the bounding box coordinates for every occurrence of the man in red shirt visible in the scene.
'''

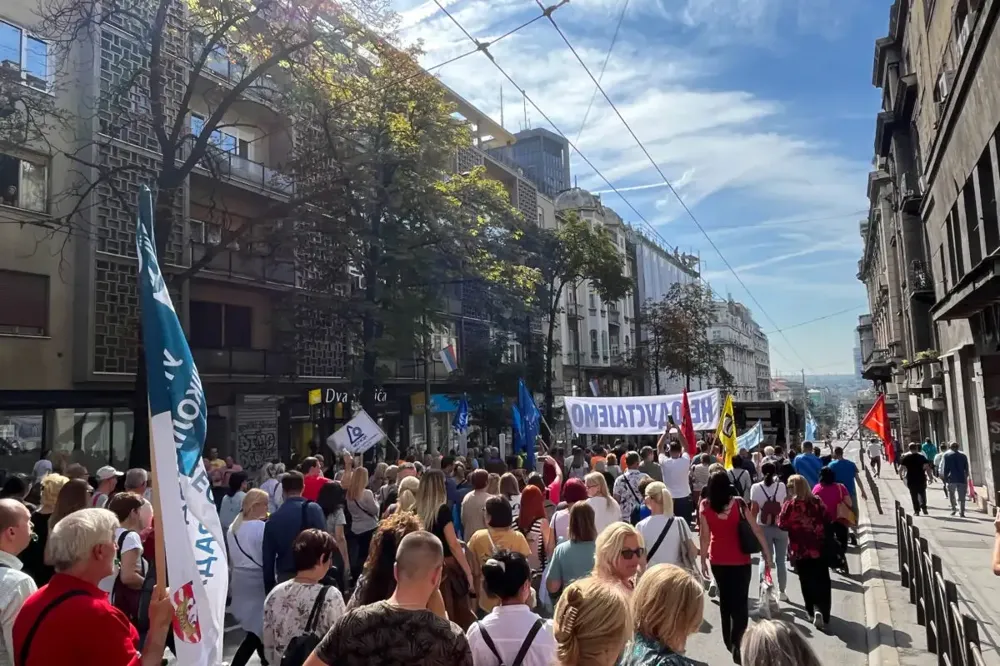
[13,508,173,666]
[301,456,331,501]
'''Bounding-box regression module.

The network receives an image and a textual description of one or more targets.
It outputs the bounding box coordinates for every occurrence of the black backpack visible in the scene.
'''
[477,618,544,666]
[281,585,332,666]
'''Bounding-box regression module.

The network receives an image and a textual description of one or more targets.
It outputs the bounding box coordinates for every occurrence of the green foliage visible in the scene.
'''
[641,282,718,390]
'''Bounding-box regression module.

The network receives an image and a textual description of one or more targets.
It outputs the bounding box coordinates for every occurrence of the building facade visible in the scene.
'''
[552,188,638,400]
[0,2,541,472]
[487,128,571,198]
[861,0,1000,506]
[709,299,771,400]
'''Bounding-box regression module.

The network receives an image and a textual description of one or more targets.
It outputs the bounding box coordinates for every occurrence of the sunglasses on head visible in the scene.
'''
[620,547,645,560]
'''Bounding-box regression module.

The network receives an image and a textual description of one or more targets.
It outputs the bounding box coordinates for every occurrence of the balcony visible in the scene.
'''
[908,259,934,302]
[564,351,585,366]
[862,347,894,381]
[565,302,584,320]
[899,170,923,213]
[195,151,294,197]
[609,309,621,325]
[193,348,294,376]
[191,242,297,286]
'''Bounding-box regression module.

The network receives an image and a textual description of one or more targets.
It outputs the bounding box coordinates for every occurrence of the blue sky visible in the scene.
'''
[391,0,891,376]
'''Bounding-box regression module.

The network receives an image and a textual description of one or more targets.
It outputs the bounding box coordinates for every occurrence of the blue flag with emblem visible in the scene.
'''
[517,379,540,470]
[136,185,227,665]
[452,394,469,434]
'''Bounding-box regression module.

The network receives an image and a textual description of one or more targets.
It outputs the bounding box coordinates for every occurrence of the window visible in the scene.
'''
[0,153,47,212]
[190,115,249,159]
[601,331,608,357]
[189,301,252,348]
[589,329,598,355]
[431,323,457,353]
[0,270,48,335]
[0,21,49,91]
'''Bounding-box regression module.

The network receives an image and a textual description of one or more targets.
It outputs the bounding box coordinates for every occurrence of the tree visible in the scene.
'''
[287,44,538,432]
[522,212,633,432]
[645,282,718,390]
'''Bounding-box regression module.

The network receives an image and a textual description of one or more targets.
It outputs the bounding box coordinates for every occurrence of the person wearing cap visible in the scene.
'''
[91,466,124,509]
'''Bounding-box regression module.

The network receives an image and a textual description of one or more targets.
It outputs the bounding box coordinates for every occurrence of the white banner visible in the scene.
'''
[327,409,386,454]
[564,389,721,435]
[137,186,226,666]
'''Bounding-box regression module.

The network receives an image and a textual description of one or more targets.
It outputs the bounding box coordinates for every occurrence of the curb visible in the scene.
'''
[858,492,901,666]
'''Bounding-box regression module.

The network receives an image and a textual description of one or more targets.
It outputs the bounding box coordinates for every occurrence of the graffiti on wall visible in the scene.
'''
[236,412,278,475]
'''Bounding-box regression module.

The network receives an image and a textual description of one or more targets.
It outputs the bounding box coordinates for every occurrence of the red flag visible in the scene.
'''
[680,389,698,457]
[862,394,894,464]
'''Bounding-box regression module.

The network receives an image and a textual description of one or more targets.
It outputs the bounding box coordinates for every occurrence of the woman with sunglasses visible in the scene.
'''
[592,522,645,593]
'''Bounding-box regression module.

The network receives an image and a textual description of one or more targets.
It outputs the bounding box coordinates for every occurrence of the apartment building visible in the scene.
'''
[862,0,1000,505]
[0,2,539,472]
[553,187,639,400]
[708,298,771,400]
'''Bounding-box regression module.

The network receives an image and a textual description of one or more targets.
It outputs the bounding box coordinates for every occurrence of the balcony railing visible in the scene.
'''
[191,242,296,286]
[864,348,892,368]
[197,151,294,196]
[192,348,294,375]
[609,309,621,325]
[565,302,584,319]
[910,260,933,292]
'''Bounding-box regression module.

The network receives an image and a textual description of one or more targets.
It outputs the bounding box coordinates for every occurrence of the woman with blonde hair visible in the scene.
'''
[21,472,69,585]
[486,472,501,495]
[741,619,823,666]
[500,472,521,520]
[386,475,419,515]
[593,522,645,592]
[345,466,379,582]
[584,471,621,535]
[620,564,704,665]
[227,488,269,666]
[369,461,388,494]
[637,482,698,568]
[553,576,632,666]
[777,475,832,631]
[415,469,475,629]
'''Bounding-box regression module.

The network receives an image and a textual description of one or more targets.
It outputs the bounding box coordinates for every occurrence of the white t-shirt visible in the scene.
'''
[658,453,692,499]
[749,481,787,525]
[99,527,144,595]
[550,508,570,543]
[637,514,694,567]
[586,496,621,536]
[507,493,522,522]
[228,519,265,569]
[466,604,556,666]
[868,442,883,458]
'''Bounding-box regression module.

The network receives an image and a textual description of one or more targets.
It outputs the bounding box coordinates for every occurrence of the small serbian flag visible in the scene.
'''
[589,378,601,396]
[439,345,459,373]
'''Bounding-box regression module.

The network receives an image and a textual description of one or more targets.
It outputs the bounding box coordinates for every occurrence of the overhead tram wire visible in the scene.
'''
[574,0,630,144]
[533,2,818,374]
[427,0,803,371]
[762,306,867,335]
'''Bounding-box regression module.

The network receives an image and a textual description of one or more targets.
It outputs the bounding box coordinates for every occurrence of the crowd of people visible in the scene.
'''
[0,434,876,666]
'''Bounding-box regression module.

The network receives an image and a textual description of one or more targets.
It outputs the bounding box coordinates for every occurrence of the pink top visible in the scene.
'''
[700,498,751,566]
[812,483,848,521]
[547,480,562,504]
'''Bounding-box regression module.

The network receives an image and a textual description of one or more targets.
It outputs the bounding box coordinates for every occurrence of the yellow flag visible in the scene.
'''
[718,394,738,469]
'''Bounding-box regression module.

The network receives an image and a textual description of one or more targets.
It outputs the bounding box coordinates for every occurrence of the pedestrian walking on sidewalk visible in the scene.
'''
[899,443,932,516]
[866,439,883,478]
[777,476,832,632]
[941,442,970,517]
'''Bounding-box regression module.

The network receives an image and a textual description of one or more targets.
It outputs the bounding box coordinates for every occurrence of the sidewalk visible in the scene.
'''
[866,470,1000,664]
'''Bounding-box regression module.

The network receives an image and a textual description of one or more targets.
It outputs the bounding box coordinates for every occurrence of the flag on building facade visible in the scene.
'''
[518,379,541,470]
[452,395,470,433]
[136,185,227,666]
[588,378,601,397]
[679,388,698,458]
[861,394,895,463]
[439,344,459,373]
[718,393,739,469]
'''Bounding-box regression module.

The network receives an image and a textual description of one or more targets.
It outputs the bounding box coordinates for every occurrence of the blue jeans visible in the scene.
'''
[757,525,788,593]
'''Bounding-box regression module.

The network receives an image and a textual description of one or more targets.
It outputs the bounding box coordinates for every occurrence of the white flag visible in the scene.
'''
[328,409,386,454]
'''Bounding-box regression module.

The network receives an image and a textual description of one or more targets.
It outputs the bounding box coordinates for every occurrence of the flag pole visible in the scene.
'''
[146,400,167,590]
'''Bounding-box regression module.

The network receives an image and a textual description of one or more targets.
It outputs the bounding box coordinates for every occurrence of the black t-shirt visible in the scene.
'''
[900,452,930,487]
[431,503,453,557]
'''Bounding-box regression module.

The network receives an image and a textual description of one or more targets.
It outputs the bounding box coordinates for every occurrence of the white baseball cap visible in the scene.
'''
[96,465,124,481]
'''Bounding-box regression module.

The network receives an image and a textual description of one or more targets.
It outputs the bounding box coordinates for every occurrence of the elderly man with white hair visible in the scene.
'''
[12,509,172,666]
[124,469,154,530]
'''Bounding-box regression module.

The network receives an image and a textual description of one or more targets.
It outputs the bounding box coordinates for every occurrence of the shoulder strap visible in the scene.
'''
[300,500,311,531]
[353,498,378,519]
[305,585,331,633]
[622,473,642,502]
[20,590,89,666]
[646,517,675,561]
[233,529,263,568]
[512,619,545,666]
[117,529,132,554]
[476,623,505,665]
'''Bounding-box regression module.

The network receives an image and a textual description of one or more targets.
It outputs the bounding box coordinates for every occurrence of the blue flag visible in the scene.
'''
[136,185,227,664]
[511,404,525,455]
[805,410,817,442]
[452,395,469,433]
[517,379,540,470]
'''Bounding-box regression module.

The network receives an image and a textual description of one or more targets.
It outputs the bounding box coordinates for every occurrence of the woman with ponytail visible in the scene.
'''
[227,488,269,666]
[553,576,632,666]
[466,550,556,665]
[749,462,789,604]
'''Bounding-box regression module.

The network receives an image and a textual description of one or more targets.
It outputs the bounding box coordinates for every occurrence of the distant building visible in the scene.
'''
[853,345,863,379]
[487,128,571,198]
[709,298,771,401]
